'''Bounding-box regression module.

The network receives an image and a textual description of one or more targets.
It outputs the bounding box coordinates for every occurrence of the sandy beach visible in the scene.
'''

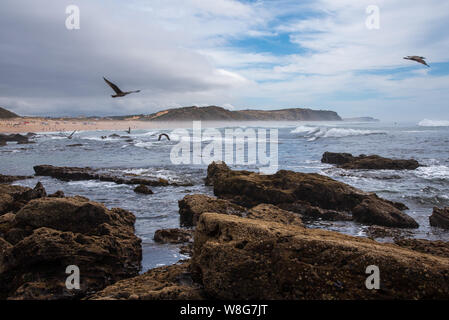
[0,117,171,134]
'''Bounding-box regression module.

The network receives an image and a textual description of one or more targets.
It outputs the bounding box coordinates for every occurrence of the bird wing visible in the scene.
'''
[414,57,429,66]
[103,77,123,94]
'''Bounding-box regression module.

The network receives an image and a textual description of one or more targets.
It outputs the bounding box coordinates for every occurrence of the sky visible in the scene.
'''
[0,0,449,121]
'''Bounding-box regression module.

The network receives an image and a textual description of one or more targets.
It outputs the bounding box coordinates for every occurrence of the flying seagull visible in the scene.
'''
[403,56,430,67]
[103,77,141,98]
[158,133,170,141]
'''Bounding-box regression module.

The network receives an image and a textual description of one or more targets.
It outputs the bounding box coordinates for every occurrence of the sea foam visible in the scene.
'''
[418,119,449,127]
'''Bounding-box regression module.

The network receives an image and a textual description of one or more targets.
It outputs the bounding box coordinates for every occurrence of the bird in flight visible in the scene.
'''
[103,77,141,98]
[403,56,430,67]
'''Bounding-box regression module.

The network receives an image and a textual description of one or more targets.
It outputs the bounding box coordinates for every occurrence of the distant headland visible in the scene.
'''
[111,106,342,121]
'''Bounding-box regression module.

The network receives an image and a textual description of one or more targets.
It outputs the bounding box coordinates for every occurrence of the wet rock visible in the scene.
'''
[321,152,420,170]
[34,165,187,187]
[429,207,449,230]
[191,213,449,299]
[0,174,32,184]
[352,198,418,228]
[321,152,354,165]
[0,133,30,145]
[205,162,418,228]
[154,228,193,244]
[89,262,204,300]
[108,134,120,138]
[178,194,247,227]
[133,185,154,195]
[0,196,142,299]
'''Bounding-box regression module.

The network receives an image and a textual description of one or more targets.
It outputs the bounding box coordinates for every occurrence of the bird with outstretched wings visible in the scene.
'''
[403,56,430,67]
[103,77,141,98]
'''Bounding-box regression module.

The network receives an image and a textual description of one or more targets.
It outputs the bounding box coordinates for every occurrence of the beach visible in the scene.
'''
[0,118,165,134]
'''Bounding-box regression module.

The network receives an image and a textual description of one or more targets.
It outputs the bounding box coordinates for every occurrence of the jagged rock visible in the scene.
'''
[205,162,418,228]
[0,196,142,300]
[178,194,247,226]
[34,165,187,187]
[191,213,449,299]
[133,185,153,195]
[321,152,420,170]
[89,262,204,300]
[154,229,193,244]
[429,207,449,230]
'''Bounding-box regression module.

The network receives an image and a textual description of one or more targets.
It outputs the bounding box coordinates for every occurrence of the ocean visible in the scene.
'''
[1,119,448,272]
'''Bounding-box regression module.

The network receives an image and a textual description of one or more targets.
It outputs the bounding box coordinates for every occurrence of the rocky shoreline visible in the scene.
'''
[1,161,448,300]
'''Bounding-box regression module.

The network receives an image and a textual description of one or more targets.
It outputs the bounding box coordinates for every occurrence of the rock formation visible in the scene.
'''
[429,207,449,230]
[205,162,418,228]
[34,165,192,187]
[92,211,449,300]
[321,152,420,170]
[0,182,141,299]
[133,184,153,195]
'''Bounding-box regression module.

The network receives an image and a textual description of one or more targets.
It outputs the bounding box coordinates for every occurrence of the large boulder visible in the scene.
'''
[178,194,302,227]
[205,162,418,228]
[321,152,420,170]
[191,213,449,299]
[429,207,449,230]
[0,196,141,300]
[0,183,45,215]
[178,194,247,226]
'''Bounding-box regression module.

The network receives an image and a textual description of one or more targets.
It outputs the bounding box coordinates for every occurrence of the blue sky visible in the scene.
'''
[1,0,449,121]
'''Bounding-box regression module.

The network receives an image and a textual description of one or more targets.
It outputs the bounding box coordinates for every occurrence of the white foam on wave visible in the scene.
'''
[292,126,386,141]
[290,126,318,134]
[416,165,449,180]
[418,119,449,127]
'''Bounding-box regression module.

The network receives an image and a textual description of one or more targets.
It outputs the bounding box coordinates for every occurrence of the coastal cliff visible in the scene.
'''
[0,107,19,119]
[139,106,342,121]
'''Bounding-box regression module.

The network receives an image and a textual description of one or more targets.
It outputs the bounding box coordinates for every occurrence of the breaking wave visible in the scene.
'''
[418,119,449,127]
[291,126,386,141]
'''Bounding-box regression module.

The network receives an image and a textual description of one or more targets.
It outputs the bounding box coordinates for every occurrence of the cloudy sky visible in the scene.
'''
[1,0,448,121]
